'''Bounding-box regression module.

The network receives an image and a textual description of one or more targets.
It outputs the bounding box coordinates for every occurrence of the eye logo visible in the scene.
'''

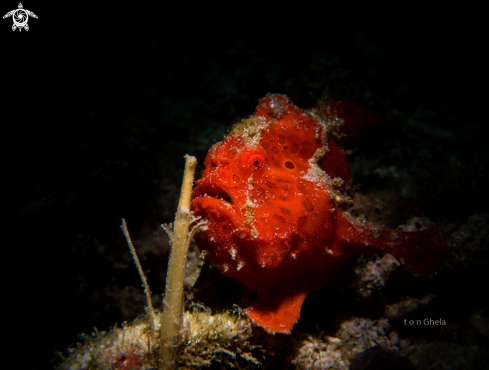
[3,3,37,32]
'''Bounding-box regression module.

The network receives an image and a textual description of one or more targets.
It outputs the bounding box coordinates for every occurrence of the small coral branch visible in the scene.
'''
[58,155,211,369]
[159,155,207,370]
[121,218,157,353]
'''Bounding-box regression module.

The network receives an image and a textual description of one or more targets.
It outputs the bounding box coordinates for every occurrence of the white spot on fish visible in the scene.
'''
[237,261,245,271]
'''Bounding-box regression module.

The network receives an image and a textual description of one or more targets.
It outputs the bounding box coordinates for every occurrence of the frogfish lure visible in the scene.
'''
[191,94,445,333]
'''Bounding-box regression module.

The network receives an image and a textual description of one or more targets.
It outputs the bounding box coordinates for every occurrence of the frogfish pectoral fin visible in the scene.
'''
[245,291,307,334]
[335,211,446,275]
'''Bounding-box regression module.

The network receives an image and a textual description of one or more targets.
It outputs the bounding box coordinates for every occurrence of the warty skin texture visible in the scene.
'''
[191,94,445,333]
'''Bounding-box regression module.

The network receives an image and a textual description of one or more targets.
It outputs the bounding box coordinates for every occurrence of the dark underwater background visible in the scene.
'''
[2,3,488,369]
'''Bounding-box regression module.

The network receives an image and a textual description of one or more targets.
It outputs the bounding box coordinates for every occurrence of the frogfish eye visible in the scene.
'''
[248,154,265,169]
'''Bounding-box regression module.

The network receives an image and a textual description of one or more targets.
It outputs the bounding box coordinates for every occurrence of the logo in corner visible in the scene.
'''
[3,3,37,32]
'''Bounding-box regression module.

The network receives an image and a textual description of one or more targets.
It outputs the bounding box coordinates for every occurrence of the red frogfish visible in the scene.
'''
[191,94,445,334]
